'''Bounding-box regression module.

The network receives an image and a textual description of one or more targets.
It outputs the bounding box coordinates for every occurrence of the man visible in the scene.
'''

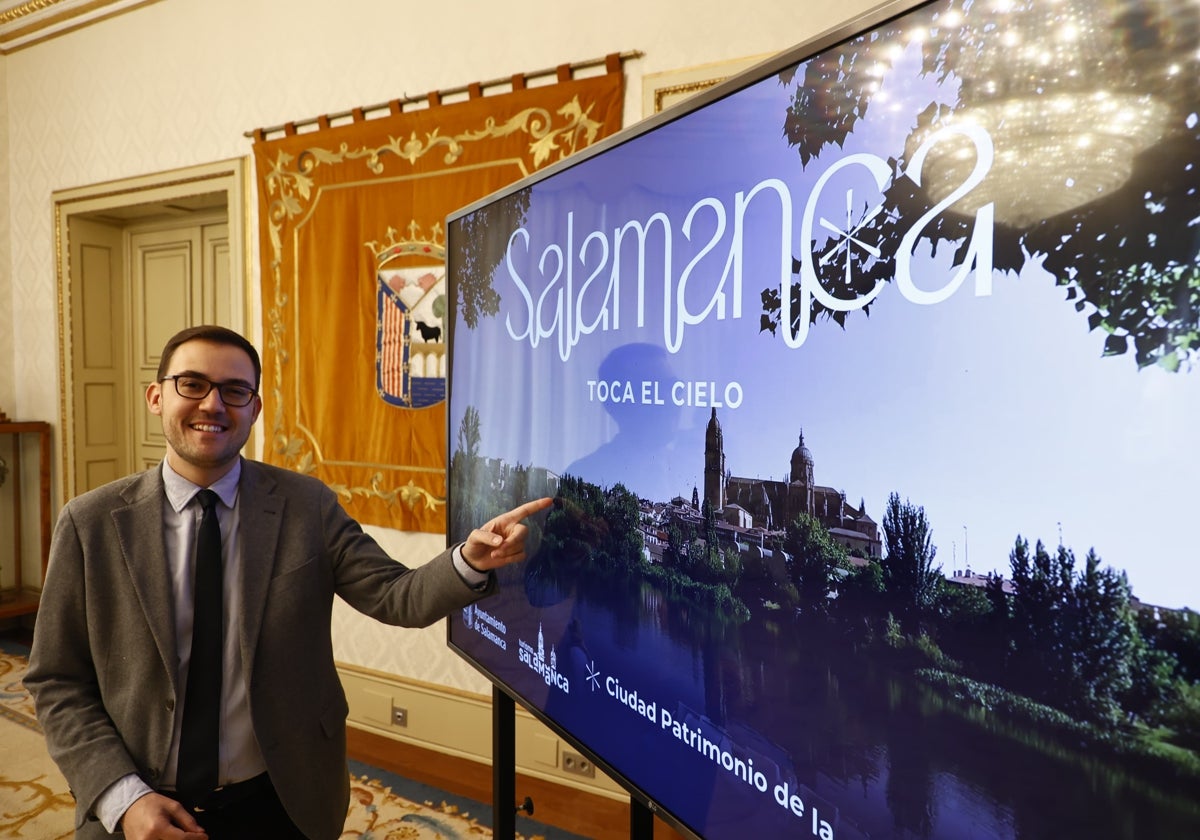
[26,325,551,840]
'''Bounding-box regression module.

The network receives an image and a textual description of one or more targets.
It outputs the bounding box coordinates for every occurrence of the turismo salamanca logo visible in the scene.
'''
[519,623,569,693]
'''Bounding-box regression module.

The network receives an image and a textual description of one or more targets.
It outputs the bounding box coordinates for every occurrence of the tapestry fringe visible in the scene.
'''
[247,50,640,141]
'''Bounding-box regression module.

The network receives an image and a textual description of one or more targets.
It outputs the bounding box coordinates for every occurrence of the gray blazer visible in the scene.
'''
[26,459,494,839]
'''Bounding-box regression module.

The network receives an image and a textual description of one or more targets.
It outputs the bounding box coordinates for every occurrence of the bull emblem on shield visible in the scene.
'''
[376,267,447,408]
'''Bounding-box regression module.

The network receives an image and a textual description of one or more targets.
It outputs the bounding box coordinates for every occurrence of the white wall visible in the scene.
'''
[2,0,884,690]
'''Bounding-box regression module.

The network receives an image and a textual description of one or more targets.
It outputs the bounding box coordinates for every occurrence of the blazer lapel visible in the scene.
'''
[236,462,284,677]
[112,469,178,686]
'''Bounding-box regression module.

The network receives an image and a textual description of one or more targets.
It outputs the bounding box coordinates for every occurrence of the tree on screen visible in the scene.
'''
[881,493,941,613]
[783,512,847,606]
[1069,550,1137,722]
[765,0,1200,373]
[453,190,530,328]
[602,483,645,570]
[450,406,487,540]
[1138,607,1200,684]
[1005,537,1140,724]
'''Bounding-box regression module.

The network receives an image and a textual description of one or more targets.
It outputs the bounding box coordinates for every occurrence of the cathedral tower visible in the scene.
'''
[789,430,815,517]
[704,408,726,511]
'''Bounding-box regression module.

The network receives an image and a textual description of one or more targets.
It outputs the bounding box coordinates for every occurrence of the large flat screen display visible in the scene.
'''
[445,1,1200,837]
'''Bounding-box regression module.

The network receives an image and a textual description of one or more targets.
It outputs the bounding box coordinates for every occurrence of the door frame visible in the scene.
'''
[54,158,252,502]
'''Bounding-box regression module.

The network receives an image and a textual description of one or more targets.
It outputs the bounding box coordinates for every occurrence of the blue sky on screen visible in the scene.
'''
[451,43,1200,611]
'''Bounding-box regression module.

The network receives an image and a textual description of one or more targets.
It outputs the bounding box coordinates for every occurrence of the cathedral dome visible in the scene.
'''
[790,430,813,482]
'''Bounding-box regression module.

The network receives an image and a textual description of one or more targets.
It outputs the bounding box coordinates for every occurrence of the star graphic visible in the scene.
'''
[818,187,884,287]
[585,660,601,692]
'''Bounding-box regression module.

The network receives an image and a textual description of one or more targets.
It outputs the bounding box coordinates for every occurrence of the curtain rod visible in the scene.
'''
[245,49,642,140]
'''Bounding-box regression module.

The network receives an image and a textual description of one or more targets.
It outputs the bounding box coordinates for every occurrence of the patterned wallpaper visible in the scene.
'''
[0,0,881,691]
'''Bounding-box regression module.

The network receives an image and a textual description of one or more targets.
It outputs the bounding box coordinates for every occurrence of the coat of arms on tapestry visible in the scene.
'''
[377,267,446,408]
[374,226,448,409]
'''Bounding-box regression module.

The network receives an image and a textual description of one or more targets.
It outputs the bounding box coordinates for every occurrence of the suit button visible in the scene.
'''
[166,698,175,712]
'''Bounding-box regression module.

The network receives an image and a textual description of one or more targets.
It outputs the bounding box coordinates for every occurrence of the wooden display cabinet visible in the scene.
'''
[0,421,52,619]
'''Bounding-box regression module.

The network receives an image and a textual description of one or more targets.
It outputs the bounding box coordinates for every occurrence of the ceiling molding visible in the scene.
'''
[0,0,162,54]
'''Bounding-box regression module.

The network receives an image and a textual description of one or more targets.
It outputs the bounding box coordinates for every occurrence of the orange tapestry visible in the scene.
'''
[253,60,625,533]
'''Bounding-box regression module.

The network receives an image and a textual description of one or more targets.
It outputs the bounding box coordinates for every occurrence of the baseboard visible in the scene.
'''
[339,662,687,839]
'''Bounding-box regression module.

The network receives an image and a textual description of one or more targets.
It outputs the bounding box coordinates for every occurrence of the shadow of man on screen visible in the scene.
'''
[526,340,695,598]
[563,342,691,505]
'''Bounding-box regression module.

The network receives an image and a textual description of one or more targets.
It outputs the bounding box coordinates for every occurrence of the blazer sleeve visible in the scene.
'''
[315,483,496,625]
[25,502,145,824]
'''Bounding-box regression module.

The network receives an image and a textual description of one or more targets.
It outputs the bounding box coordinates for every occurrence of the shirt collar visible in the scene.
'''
[162,458,242,512]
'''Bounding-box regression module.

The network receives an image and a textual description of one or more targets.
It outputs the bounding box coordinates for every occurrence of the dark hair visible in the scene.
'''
[156,325,262,389]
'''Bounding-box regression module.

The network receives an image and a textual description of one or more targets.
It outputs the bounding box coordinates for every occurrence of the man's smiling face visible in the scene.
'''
[146,338,262,486]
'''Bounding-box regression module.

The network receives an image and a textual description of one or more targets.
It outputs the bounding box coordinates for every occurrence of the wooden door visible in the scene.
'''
[66,216,231,491]
[67,216,128,493]
[130,221,230,472]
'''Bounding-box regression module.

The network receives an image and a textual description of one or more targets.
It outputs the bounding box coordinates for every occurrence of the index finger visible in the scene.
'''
[497,497,553,523]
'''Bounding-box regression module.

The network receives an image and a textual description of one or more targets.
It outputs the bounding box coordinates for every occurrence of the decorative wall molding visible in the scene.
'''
[337,661,626,800]
[0,0,161,53]
[641,52,773,118]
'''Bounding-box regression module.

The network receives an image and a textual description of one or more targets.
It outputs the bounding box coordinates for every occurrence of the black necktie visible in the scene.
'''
[177,488,223,799]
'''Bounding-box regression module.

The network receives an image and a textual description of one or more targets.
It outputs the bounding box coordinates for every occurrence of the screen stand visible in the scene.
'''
[492,686,657,840]
[493,686,517,840]
[630,798,654,839]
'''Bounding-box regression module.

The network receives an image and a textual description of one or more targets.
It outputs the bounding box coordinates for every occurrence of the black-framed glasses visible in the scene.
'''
[161,375,257,407]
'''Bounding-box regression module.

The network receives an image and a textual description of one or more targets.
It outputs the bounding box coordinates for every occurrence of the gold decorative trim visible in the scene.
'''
[54,200,67,503]
[53,169,236,206]
[653,77,727,114]
[641,53,773,118]
[335,476,444,514]
[0,0,164,55]
[0,0,61,25]
[260,97,603,249]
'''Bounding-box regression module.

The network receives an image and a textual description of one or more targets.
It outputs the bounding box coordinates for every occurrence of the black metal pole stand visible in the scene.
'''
[493,685,659,840]
[492,686,517,840]
[631,798,654,840]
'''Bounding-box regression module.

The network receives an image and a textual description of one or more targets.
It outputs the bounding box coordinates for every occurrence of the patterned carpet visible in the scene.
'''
[0,643,562,840]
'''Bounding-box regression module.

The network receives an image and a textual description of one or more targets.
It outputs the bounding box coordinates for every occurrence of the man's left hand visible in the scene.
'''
[462,497,553,571]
